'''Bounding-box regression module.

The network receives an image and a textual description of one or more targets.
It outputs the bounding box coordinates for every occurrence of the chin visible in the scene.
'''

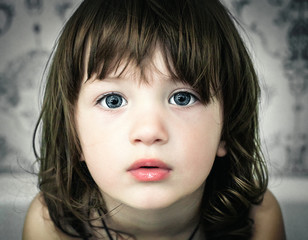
[130,200,175,210]
[122,191,187,211]
[126,202,175,211]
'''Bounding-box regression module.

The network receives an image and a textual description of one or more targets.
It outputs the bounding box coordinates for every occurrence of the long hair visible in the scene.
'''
[34,0,267,239]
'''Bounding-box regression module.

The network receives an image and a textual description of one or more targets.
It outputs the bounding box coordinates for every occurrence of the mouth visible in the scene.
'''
[127,159,172,182]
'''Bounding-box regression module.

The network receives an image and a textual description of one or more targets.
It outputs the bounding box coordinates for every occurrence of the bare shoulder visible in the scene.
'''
[250,189,286,240]
[22,193,72,240]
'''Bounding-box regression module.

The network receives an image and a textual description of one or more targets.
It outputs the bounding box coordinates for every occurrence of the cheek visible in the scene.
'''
[77,122,122,182]
[176,120,221,183]
[82,143,123,192]
[181,142,216,182]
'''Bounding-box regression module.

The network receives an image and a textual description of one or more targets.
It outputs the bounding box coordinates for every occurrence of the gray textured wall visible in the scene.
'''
[0,0,307,239]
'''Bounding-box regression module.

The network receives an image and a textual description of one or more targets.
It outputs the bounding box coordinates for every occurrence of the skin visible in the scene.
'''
[250,190,286,240]
[75,50,226,238]
[75,50,226,211]
[22,51,286,239]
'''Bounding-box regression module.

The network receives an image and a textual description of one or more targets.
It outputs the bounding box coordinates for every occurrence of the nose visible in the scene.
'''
[129,106,169,146]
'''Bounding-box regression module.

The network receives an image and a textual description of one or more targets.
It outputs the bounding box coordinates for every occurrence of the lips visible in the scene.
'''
[127,159,171,182]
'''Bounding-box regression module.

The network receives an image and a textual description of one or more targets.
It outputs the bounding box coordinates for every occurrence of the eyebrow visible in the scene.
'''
[84,70,183,87]
[84,76,120,85]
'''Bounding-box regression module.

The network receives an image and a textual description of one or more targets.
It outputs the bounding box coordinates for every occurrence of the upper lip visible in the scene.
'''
[127,159,172,171]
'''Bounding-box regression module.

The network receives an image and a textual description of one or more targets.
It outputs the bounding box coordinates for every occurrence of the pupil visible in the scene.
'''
[106,95,122,108]
[175,92,190,105]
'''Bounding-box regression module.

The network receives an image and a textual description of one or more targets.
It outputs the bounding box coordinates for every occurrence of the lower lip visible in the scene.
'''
[129,168,170,182]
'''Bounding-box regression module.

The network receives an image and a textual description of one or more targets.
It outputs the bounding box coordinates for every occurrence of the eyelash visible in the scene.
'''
[169,91,199,106]
[96,91,199,109]
[96,92,127,109]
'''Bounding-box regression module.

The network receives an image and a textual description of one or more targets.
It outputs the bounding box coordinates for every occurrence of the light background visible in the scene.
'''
[0,0,307,239]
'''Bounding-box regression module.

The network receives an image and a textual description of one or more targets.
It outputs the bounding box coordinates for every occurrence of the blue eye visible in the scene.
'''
[98,93,127,109]
[169,91,198,106]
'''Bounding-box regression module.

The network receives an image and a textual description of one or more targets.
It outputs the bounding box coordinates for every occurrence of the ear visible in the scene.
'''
[216,140,227,157]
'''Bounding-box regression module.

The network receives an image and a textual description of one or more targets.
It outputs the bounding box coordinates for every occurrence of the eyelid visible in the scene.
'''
[171,87,200,98]
[95,92,127,109]
[169,89,200,106]
[170,88,200,100]
[95,91,117,104]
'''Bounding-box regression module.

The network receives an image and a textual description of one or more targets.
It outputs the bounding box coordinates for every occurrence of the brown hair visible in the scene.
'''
[34,0,267,239]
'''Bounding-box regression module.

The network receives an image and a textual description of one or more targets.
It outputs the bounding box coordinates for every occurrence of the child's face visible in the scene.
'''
[75,50,226,210]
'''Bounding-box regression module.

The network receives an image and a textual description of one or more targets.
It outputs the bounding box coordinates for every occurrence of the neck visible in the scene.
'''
[101,185,205,240]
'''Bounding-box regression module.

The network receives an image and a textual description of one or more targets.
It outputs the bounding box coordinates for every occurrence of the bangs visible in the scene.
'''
[68,0,231,103]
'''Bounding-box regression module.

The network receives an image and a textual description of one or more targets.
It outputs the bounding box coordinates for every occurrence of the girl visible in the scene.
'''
[23,0,285,239]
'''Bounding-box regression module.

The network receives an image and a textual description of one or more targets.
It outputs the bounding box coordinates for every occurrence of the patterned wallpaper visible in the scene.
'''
[0,0,307,176]
[222,0,308,176]
[0,0,81,173]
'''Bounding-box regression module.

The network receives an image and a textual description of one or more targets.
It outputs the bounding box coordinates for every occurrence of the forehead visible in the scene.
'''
[85,47,179,85]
